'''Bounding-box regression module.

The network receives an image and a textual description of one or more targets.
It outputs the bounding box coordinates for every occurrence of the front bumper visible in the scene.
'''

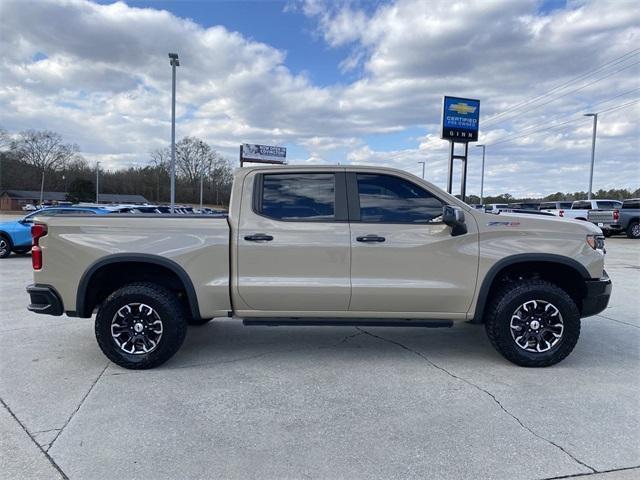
[582,272,612,318]
[26,284,63,316]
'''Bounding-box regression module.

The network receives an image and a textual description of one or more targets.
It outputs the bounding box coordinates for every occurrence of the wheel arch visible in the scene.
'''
[75,254,200,319]
[0,231,14,247]
[471,254,590,324]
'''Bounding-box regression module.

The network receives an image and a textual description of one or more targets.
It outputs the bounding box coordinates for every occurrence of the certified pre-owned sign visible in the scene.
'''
[242,143,287,162]
[441,96,480,142]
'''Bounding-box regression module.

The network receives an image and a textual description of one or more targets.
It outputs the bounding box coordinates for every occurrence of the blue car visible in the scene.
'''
[0,207,110,258]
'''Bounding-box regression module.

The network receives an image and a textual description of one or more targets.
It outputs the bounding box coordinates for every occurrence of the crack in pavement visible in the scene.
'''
[538,465,640,479]
[32,427,62,434]
[356,327,597,474]
[46,362,109,452]
[595,314,640,329]
[0,396,69,480]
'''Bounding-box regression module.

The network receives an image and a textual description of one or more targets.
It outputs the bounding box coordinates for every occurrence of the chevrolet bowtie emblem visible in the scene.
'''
[449,102,477,115]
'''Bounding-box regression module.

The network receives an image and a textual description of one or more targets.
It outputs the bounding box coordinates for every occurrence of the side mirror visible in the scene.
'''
[443,205,467,236]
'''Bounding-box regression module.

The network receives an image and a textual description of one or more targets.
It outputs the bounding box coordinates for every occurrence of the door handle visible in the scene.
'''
[244,233,274,242]
[356,235,386,243]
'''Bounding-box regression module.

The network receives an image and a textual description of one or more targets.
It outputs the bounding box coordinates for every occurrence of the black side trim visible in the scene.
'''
[27,284,63,316]
[470,253,592,323]
[76,254,201,319]
[242,318,453,328]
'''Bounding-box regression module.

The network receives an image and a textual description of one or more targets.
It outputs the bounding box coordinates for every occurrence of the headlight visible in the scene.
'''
[586,234,605,251]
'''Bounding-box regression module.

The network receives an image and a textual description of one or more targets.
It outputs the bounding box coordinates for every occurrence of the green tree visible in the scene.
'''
[66,178,95,203]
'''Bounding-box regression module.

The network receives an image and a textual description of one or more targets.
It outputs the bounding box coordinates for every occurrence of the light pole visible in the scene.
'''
[584,113,598,200]
[417,161,425,179]
[39,170,45,206]
[476,144,486,205]
[96,161,100,204]
[169,52,180,213]
[199,171,204,211]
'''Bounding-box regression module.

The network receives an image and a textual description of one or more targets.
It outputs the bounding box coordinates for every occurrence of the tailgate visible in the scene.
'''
[587,210,615,224]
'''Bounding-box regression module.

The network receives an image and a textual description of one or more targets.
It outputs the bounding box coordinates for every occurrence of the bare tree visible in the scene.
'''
[175,136,214,189]
[0,127,10,151]
[12,130,79,171]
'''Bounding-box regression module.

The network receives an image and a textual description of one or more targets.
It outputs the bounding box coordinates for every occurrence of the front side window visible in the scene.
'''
[356,174,444,223]
[259,173,335,221]
[573,201,590,209]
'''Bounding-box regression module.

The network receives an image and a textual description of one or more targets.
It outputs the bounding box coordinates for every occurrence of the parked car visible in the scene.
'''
[561,199,622,236]
[563,199,622,221]
[21,204,38,211]
[591,198,640,239]
[485,203,509,213]
[27,165,611,370]
[509,202,540,210]
[539,201,573,216]
[0,207,110,259]
[619,198,640,239]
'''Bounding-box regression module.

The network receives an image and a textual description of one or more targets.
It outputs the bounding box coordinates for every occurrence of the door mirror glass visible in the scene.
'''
[443,205,467,236]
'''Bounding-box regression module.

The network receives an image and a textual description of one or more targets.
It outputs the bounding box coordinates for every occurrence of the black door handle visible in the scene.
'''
[244,234,274,242]
[356,235,385,243]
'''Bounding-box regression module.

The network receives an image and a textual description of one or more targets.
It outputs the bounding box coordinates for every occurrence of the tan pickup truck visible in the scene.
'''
[26,165,612,369]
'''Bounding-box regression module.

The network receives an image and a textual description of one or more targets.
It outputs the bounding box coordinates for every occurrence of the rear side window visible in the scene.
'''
[258,173,336,221]
[622,200,640,209]
[573,201,591,209]
[356,173,444,223]
[540,202,556,210]
[596,201,622,209]
[57,209,97,215]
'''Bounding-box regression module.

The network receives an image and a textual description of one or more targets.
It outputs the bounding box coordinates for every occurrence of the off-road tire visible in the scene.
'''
[95,282,188,369]
[485,279,580,367]
[0,235,12,258]
[627,221,640,239]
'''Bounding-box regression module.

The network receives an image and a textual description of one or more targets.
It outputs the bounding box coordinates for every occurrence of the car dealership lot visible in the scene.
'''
[1,239,638,480]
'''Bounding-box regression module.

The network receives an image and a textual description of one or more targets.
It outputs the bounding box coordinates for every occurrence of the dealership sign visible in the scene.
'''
[241,143,287,162]
[441,96,480,142]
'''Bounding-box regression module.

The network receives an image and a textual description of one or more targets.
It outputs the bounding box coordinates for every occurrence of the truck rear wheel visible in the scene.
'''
[485,279,580,367]
[627,221,640,239]
[95,282,188,369]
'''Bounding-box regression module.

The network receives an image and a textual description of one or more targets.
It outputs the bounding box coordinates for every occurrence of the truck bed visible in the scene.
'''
[33,214,231,318]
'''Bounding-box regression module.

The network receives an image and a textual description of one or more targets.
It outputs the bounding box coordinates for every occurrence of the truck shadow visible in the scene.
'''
[166,318,501,371]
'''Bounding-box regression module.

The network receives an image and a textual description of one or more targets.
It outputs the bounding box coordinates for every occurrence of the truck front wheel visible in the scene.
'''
[95,283,188,369]
[485,279,580,367]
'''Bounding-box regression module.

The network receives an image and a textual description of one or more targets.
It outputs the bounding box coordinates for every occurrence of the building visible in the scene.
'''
[0,190,149,211]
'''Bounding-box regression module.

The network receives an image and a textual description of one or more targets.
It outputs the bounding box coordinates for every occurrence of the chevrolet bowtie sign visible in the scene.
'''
[441,96,480,142]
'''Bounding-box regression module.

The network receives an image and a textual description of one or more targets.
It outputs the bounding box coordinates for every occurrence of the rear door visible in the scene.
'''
[347,172,478,315]
[236,171,352,312]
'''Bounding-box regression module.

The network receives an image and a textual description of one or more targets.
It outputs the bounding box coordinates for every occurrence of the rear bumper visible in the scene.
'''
[26,284,63,316]
[582,272,612,318]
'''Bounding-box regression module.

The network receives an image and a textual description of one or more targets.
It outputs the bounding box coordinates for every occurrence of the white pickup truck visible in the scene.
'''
[26,165,611,369]
[562,199,622,236]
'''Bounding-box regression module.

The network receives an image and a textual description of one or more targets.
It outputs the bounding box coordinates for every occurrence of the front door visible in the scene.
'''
[348,172,478,315]
[236,171,351,312]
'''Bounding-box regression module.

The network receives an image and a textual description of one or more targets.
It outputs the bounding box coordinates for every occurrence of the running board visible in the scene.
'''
[241,318,453,328]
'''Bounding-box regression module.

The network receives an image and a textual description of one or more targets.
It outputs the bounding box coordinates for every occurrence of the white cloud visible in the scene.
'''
[1,0,638,195]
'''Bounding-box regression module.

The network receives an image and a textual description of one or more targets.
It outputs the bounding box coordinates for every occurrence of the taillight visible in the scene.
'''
[558,210,564,217]
[31,224,47,270]
[613,209,619,222]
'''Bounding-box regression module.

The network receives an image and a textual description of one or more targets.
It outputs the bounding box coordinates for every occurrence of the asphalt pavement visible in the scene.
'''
[1,238,638,480]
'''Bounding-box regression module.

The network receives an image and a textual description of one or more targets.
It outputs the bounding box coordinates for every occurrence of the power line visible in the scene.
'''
[488,99,639,147]
[483,59,640,127]
[482,48,640,126]
[485,89,640,146]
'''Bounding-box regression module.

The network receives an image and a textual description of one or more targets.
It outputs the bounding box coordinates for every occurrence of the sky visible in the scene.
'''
[1,0,639,198]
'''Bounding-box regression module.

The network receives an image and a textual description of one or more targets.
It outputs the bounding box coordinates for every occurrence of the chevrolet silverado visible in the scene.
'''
[26,166,612,369]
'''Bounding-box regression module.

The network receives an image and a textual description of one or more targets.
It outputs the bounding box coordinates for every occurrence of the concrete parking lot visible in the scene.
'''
[1,237,638,480]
